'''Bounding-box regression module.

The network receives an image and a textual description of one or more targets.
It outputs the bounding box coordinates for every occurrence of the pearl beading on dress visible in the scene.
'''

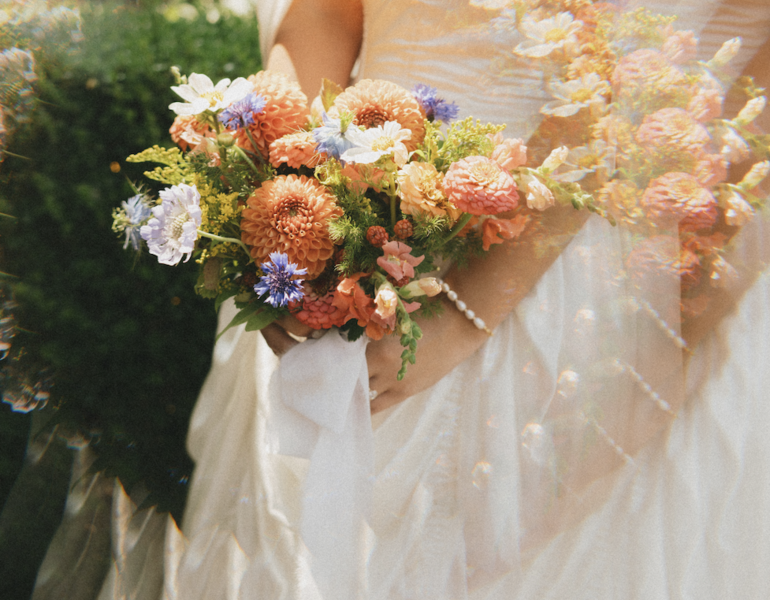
[437,279,493,336]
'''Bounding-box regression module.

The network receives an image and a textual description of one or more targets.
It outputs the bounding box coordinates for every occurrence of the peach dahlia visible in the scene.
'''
[332,79,425,152]
[241,175,341,279]
[235,70,309,156]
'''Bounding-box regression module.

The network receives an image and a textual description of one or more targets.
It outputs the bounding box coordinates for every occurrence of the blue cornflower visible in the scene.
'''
[122,194,153,251]
[411,84,459,123]
[218,92,267,131]
[254,252,307,308]
[312,111,358,160]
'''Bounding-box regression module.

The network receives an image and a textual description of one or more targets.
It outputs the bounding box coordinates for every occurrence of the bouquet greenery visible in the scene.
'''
[114,70,587,377]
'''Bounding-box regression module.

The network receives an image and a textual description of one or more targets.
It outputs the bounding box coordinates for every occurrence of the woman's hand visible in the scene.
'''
[367,297,489,413]
[261,314,314,357]
[368,205,588,414]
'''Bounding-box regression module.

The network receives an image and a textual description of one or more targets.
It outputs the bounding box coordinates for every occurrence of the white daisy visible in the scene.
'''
[340,121,412,166]
[552,140,614,183]
[515,12,582,58]
[541,73,609,118]
[169,73,252,116]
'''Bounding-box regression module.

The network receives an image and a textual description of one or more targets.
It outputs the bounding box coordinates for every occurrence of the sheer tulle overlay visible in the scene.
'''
[33,0,770,598]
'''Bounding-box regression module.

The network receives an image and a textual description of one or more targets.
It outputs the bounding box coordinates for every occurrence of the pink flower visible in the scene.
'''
[661,28,698,64]
[269,130,326,168]
[635,108,711,156]
[488,132,528,170]
[481,215,529,251]
[687,87,723,122]
[332,273,375,328]
[290,288,347,330]
[370,284,420,332]
[611,49,687,106]
[724,190,754,226]
[641,172,718,232]
[443,156,519,215]
[693,153,727,187]
[377,241,424,282]
[372,285,399,330]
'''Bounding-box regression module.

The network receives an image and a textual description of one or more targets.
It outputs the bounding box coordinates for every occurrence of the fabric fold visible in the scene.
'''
[272,332,374,599]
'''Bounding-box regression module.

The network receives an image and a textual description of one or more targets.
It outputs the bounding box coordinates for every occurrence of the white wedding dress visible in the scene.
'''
[35,1,770,599]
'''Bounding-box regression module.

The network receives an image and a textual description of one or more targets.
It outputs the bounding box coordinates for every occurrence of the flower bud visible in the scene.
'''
[524,176,555,211]
[401,277,441,298]
[710,256,739,288]
[709,37,741,68]
[374,286,399,321]
[541,146,569,172]
[720,128,750,164]
[735,96,766,126]
[217,131,235,147]
[724,190,754,226]
[170,65,183,85]
[740,160,770,190]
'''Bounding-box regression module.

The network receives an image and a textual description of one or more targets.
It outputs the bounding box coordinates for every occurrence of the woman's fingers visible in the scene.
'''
[275,314,315,338]
[261,322,301,356]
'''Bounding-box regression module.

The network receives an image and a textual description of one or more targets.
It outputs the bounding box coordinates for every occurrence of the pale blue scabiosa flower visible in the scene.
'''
[140,183,202,265]
[312,112,358,160]
[218,92,267,130]
[254,252,307,308]
[121,194,153,250]
[411,84,459,123]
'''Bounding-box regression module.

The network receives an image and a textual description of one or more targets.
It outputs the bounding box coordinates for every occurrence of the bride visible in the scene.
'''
[35,0,770,598]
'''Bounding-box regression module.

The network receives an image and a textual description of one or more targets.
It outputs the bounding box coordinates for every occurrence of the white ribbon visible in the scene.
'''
[269,332,373,599]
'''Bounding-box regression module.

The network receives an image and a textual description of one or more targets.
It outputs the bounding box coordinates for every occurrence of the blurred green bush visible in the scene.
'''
[0,2,262,596]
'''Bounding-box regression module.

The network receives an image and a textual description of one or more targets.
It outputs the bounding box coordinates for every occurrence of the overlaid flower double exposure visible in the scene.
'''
[112,70,588,377]
[489,1,770,322]
[112,0,770,373]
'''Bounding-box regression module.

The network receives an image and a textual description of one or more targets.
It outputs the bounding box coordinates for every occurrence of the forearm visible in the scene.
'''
[268,0,363,98]
[442,205,589,339]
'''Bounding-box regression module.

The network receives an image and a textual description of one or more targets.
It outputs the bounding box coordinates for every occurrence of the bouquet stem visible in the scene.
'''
[441,213,474,245]
[233,146,262,175]
[197,230,251,257]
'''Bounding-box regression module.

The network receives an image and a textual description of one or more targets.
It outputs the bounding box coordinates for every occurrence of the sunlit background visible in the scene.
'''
[0,1,261,597]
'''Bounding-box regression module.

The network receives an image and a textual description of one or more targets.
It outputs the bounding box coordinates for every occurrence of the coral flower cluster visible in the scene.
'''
[444,156,519,215]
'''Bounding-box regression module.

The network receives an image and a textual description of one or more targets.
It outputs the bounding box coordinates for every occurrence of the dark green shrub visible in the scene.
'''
[0,3,262,596]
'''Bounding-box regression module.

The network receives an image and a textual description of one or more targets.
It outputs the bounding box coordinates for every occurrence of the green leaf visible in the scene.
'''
[214,287,239,313]
[215,301,263,340]
[244,308,280,332]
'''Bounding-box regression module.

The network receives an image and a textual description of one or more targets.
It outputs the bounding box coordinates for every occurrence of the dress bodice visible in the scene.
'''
[356,0,546,137]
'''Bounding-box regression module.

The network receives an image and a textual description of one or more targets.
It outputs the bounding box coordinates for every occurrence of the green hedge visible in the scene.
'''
[0,3,262,596]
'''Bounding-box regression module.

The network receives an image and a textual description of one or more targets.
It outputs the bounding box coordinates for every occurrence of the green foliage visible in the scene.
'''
[127,144,193,184]
[0,0,262,544]
[611,7,677,51]
[436,117,505,169]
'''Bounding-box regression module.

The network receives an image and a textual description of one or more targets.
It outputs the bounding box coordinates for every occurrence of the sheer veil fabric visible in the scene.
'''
[33,0,770,599]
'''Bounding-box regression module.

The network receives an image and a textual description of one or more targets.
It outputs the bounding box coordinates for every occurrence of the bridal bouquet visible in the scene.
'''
[499,1,769,322]
[113,70,588,377]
